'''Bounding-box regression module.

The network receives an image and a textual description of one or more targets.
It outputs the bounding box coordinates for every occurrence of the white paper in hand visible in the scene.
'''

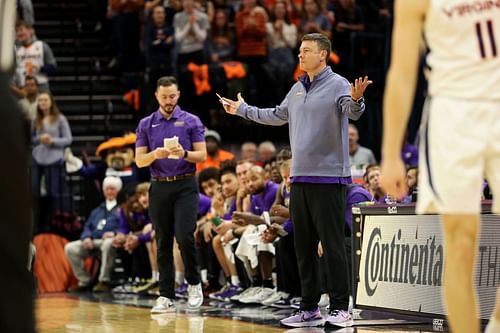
[164,136,180,159]
[216,93,231,107]
[262,211,271,226]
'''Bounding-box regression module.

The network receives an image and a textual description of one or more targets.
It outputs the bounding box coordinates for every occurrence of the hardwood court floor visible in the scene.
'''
[37,295,284,333]
[36,293,450,333]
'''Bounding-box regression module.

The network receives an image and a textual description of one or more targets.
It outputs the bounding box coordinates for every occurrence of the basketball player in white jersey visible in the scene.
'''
[380,0,500,332]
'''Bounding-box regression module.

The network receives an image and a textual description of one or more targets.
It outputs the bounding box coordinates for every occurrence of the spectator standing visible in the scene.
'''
[15,20,57,91]
[31,91,73,230]
[173,0,210,66]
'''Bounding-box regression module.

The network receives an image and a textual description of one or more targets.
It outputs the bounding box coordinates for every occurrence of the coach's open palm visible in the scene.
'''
[218,92,245,114]
[351,76,373,100]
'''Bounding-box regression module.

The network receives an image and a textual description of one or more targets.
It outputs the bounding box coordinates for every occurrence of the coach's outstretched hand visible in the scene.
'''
[218,92,245,115]
[350,76,373,100]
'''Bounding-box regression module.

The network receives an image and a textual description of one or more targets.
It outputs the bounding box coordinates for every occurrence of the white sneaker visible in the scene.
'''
[262,291,289,306]
[187,283,204,309]
[151,296,175,313]
[239,287,274,304]
[318,293,329,307]
[230,286,260,302]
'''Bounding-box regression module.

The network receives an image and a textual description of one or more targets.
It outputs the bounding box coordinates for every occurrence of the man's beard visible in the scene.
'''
[160,103,176,116]
[250,184,265,195]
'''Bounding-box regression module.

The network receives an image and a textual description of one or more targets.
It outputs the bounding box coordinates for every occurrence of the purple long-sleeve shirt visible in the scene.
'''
[118,208,153,243]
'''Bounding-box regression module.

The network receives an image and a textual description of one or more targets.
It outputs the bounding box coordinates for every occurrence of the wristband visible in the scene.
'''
[184,150,188,158]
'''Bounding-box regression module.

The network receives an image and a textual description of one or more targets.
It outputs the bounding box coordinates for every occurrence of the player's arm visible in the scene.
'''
[382,0,427,159]
[381,0,427,197]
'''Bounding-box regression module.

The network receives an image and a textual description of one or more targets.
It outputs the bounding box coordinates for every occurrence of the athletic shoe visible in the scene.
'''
[208,284,228,300]
[290,297,302,309]
[187,283,204,309]
[218,284,243,302]
[239,287,274,304]
[132,279,158,294]
[151,296,175,313]
[262,291,289,306]
[112,282,134,294]
[175,282,188,299]
[230,286,261,302]
[271,295,293,308]
[325,309,353,327]
[280,307,325,328]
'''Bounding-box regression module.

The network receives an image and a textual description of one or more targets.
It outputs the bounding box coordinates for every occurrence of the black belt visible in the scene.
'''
[151,173,195,182]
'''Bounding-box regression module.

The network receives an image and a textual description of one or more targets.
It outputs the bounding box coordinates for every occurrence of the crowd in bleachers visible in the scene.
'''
[100,0,394,125]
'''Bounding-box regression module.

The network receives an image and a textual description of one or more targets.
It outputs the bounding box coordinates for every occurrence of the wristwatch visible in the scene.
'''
[353,96,364,104]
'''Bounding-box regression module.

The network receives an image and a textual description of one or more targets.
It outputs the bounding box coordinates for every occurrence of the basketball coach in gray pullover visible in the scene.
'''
[220,33,372,327]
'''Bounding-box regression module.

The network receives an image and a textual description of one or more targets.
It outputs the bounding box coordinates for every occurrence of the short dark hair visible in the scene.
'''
[157,76,178,89]
[25,75,38,85]
[219,160,237,179]
[301,33,331,59]
[198,167,220,185]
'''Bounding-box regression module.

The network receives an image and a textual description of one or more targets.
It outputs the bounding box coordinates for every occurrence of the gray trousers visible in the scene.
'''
[64,238,116,286]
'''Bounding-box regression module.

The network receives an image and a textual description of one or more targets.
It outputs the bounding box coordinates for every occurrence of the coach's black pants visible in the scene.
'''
[276,233,301,297]
[149,178,201,298]
[290,182,350,311]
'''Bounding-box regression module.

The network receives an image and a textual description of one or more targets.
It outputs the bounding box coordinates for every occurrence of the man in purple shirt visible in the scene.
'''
[135,76,207,313]
[220,33,371,327]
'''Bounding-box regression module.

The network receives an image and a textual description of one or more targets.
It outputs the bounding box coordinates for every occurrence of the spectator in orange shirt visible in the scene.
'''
[196,129,235,172]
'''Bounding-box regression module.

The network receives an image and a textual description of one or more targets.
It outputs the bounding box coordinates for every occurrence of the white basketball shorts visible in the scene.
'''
[417,96,500,215]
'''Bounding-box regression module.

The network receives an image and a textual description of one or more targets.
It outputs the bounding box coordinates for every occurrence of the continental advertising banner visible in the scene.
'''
[357,215,500,319]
